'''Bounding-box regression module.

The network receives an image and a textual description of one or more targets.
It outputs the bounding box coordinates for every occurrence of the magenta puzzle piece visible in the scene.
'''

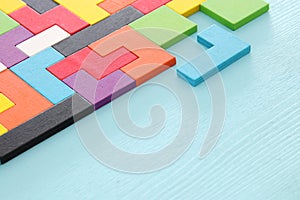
[0,26,33,68]
[63,70,136,109]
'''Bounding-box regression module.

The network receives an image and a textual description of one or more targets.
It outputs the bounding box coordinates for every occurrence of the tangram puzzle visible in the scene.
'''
[0,0,269,164]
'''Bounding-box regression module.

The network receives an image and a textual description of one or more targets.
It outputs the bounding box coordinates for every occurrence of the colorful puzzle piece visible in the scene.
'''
[0,0,25,14]
[10,5,88,34]
[167,0,205,17]
[64,70,135,109]
[0,26,32,68]
[0,62,7,72]
[0,93,15,113]
[131,0,171,14]
[99,0,137,14]
[54,0,110,25]
[0,10,19,35]
[0,70,52,131]
[90,26,176,85]
[16,25,70,56]
[0,124,8,136]
[177,25,251,86]
[22,0,58,13]
[201,0,269,30]
[129,6,197,49]
[11,48,74,104]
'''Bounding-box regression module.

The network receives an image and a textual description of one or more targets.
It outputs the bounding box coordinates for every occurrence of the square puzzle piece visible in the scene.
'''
[129,6,197,49]
[201,0,269,30]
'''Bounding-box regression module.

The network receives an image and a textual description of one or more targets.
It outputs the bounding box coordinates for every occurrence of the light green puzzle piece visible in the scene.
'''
[0,10,19,35]
[129,6,197,49]
[201,0,269,30]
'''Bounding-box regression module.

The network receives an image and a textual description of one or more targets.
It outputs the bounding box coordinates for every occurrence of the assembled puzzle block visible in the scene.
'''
[99,0,137,14]
[0,70,52,131]
[177,25,251,86]
[10,5,88,34]
[0,0,26,14]
[166,0,205,17]
[0,26,33,68]
[0,93,94,164]
[53,6,143,57]
[64,70,136,109]
[0,10,19,35]
[54,0,110,25]
[23,0,58,13]
[129,6,197,49]
[132,0,171,14]
[201,0,269,30]
[11,47,75,104]
[16,25,70,56]
[90,26,176,85]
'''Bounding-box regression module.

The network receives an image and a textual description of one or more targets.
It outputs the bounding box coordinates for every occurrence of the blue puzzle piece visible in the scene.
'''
[177,24,251,86]
[11,48,74,104]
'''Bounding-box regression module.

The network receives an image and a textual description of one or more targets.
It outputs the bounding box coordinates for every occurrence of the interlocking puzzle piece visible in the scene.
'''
[0,10,19,35]
[53,0,110,25]
[0,26,33,68]
[131,0,171,14]
[23,0,58,13]
[0,62,6,72]
[166,0,205,17]
[177,25,251,86]
[64,70,136,109]
[201,0,269,30]
[99,0,137,14]
[0,93,15,113]
[0,0,26,14]
[129,6,197,49]
[0,93,93,164]
[90,26,176,85]
[10,5,88,34]
[53,6,143,57]
[0,70,53,131]
[11,47,75,104]
[16,25,70,56]
[48,47,137,80]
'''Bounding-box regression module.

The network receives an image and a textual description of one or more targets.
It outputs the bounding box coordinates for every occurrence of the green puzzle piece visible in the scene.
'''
[0,10,19,35]
[201,0,269,30]
[129,6,197,49]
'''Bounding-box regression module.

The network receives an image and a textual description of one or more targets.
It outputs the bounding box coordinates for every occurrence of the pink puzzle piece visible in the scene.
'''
[0,26,33,68]
[63,70,135,109]
[132,0,171,14]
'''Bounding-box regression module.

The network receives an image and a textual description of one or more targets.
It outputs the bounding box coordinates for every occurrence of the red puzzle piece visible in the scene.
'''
[9,5,88,35]
[132,0,171,14]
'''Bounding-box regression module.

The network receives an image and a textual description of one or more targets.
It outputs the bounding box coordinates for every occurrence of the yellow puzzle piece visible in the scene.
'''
[0,93,15,113]
[0,124,8,136]
[54,0,110,25]
[167,0,206,17]
[0,0,26,14]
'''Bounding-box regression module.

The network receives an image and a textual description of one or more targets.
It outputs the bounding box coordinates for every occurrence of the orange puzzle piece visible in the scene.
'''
[89,26,176,85]
[99,0,137,14]
[0,70,53,131]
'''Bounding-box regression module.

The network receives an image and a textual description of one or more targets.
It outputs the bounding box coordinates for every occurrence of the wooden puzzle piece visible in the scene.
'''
[0,10,19,35]
[23,0,58,13]
[177,25,251,86]
[10,5,88,34]
[0,70,53,131]
[0,62,7,72]
[0,93,93,164]
[53,6,143,57]
[0,26,33,68]
[166,0,205,17]
[63,70,136,109]
[53,0,110,25]
[99,0,137,14]
[201,0,269,30]
[48,47,137,80]
[0,0,25,14]
[16,25,70,56]
[129,6,197,49]
[131,0,171,14]
[11,48,75,104]
[0,124,8,136]
[0,93,15,113]
[90,26,176,85]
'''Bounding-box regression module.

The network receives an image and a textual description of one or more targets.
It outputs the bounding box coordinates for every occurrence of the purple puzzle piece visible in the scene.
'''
[0,26,33,68]
[64,70,136,109]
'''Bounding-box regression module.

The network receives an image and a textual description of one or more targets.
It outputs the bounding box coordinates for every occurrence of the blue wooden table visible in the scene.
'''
[1,0,299,199]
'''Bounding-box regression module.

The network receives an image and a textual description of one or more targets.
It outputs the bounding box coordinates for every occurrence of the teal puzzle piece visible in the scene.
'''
[11,47,74,104]
[177,25,251,86]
